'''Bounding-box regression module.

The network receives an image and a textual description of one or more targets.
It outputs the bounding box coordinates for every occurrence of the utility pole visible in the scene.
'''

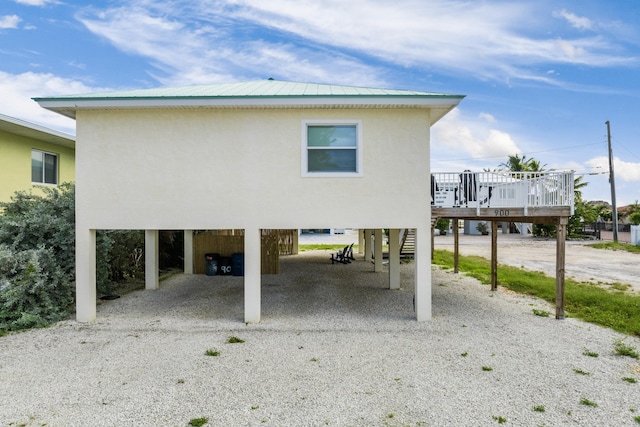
[606,120,619,243]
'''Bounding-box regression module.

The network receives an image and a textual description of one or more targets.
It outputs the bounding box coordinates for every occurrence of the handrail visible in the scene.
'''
[431,171,574,214]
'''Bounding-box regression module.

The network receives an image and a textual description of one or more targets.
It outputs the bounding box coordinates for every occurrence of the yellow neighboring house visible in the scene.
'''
[0,113,75,203]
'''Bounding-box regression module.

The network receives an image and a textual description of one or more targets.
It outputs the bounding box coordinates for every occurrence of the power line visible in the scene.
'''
[432,142,603,163]
[616,141,640,162]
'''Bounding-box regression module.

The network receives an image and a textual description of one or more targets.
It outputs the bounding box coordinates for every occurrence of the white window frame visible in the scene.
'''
[31,149,59,186]
[301,119,363,177]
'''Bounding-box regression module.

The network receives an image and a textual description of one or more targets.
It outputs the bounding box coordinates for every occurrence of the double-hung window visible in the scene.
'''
[302,120,362,177]
[31,149,58,185]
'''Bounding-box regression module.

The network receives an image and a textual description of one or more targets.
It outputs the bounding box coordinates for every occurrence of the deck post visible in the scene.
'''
[453,217,459,273]
[491,221,498,291]
[556,217,567,319]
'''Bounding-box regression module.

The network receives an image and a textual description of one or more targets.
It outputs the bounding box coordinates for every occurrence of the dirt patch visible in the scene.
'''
[434,233,640,292]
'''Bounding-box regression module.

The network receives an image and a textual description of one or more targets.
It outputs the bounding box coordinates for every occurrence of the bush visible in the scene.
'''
[0,184,140,332]
[0,245,73,330]
[0,185,82,331]
[0,184,184,332]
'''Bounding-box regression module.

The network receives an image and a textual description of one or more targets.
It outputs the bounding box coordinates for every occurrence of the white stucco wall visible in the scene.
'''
[75,108,432,230]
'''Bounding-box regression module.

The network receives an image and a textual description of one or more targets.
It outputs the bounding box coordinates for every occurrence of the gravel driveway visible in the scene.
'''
[435,232,640,292]
[1,247,639,426]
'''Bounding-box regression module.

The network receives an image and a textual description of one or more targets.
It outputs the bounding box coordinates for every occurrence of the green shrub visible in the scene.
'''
[0,184,148,332]
[0,245,73,330]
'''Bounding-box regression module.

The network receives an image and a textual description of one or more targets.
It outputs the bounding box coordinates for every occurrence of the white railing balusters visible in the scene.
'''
[430,171,574,210]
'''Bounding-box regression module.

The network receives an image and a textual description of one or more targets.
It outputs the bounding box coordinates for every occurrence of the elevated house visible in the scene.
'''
[0,113,75,203]
[35,80,574,323]
[35,80,464,323]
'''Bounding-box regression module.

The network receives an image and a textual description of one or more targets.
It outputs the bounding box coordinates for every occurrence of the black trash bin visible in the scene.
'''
[232,253,244,276]
[219,256,233,275]
[205,253,219,276]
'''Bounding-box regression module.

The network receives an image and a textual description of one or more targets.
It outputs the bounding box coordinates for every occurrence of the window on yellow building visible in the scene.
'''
[32,149,58,185]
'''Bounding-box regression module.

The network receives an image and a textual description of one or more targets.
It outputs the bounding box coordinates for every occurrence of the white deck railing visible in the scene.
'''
[431,171,574,214]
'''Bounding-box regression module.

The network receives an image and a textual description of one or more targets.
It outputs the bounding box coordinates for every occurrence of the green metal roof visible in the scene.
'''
[34,80,464,101]
[33,80,465,122]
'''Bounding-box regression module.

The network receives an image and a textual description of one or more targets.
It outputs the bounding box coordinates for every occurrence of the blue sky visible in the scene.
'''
[2,0,640,205]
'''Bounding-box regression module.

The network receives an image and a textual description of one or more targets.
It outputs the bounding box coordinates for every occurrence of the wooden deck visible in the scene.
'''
[430,171,574,320]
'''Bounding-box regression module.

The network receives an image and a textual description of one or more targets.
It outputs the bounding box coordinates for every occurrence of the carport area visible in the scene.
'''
[98,250,418,325]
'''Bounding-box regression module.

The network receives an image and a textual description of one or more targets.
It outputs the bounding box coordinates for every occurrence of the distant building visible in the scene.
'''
[0,113,75,203]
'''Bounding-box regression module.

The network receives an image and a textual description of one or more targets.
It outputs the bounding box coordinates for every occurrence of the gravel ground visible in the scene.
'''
[434,232,640,293]
[1,249,639,427]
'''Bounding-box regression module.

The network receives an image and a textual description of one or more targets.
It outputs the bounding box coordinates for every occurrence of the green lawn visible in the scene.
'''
[432,249,640,337]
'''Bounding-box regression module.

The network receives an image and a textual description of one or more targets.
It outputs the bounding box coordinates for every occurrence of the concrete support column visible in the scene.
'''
[76,228,97,322]
[374,229,383,272]
[184,230,193,274]
[244,227,261,323]
[292,230,299,255]
[145,229,159,290]
[364,229,372,261]
[415,225,432,321]
[389,228,400,290]
[358,228,364,254]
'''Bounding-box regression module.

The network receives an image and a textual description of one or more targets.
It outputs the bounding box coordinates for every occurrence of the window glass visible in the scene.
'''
[32,150,43,183]
[44,153,57,184]
[31,150,58,185]
[305,123,359,174]
[307,126,357,147]
[308,149,357,172]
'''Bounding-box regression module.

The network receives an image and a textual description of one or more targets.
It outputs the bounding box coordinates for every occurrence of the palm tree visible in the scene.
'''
[499,154,546,173]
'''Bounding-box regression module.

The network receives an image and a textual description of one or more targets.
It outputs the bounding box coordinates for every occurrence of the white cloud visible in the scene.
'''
[0,71,105,134]
[73,1,636,89]
[0,15,21,29]
[76,4,387,87]
[223,0,634,79]
[586,156,640,182]
[478,113,495,123]
[553,9,594,30]
[12,0,59,6]
[431,109,521,170]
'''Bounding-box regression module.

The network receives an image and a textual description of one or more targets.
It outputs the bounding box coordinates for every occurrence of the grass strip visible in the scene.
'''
[587,242,640,254]
[432,249,640,337]
[299,244,358,252]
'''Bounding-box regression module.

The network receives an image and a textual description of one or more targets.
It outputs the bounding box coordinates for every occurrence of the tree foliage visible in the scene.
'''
[0,184,147,332]
[499,154,546,173]
[0,184,81,330]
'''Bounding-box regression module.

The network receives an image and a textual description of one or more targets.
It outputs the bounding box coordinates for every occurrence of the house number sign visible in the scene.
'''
[495,209,510,216]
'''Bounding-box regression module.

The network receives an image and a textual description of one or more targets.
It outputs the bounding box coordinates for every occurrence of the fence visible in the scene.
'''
[581,222,632,242]
[192,229,280,274]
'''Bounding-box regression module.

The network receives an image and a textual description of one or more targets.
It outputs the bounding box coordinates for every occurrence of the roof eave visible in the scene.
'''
[0,113,75,148]
[34,95,465,120]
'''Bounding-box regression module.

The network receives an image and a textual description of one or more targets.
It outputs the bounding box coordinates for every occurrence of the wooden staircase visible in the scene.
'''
[399,217,438,256]
[400,228,416,256]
